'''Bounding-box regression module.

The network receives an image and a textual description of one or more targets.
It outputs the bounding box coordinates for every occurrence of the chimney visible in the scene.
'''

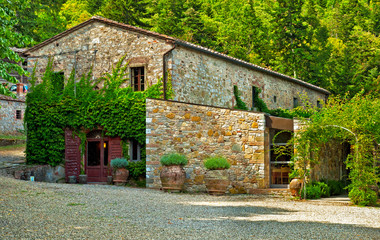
[16,83,24,96]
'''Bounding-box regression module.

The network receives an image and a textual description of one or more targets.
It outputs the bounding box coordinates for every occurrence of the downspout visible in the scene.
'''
[163,42,176,100]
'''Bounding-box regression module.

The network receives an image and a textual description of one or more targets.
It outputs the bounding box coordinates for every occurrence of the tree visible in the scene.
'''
[101,0,150,27]
[0,0,30,97]
[12,0,66,45]
[60,0,92,29]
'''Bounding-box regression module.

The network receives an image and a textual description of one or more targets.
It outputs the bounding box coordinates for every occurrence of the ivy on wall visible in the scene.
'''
[233,85,318,119]
[25,56,172,167]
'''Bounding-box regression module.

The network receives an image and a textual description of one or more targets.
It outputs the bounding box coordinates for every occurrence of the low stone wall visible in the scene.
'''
[146,99,266,193]
[0,164,65,183]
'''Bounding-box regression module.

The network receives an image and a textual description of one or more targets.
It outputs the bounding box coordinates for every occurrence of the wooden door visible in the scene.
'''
[86,138,110,182]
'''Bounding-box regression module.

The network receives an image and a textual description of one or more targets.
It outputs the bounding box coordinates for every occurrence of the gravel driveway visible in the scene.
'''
[1,176,379,240]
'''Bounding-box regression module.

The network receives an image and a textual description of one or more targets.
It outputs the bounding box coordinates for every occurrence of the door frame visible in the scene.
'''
[86,137,110,183]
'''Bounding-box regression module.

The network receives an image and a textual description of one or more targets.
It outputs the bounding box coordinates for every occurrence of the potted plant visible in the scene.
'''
[78,157,87,184]
[160,153,188,192]
[111,158,129,185]
[204,156,231,195]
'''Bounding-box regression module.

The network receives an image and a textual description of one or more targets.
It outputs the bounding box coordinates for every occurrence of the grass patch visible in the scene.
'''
[67,203,86,206]
[0,143,26,151]
[0,135,26,140]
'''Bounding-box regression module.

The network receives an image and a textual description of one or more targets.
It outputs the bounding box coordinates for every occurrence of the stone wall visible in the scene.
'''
[146,98,266,193]
[171,46,327,110]
[310,141,349,181]
[27,21,173,87]
[0,97,26,135]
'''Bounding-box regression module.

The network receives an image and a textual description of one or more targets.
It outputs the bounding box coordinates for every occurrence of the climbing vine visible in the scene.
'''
[25,55,172,167]
[288,93,380,205]
[233,85,319,119]
[233,85,248,110]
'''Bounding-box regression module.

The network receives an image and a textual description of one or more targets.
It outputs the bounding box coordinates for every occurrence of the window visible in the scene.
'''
[16,110,22,120]
[252,86,257,108]
[52,72,65,92]
[317,100,322,108]
[130,139,141,161]
[131,67,145,91]
[273,96,277,103]
[293,97,299,108]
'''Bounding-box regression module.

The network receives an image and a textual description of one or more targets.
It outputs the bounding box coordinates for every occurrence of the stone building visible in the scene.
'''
[0,48,28,136]
[0,92,26,136]
[23,16,341,190]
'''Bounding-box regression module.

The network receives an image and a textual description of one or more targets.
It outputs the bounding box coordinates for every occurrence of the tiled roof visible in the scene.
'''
[25,16,330,95]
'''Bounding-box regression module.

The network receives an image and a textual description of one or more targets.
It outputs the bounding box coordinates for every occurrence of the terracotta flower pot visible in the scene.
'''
[289,178,303,197]
[160,165,186,192]
[205,169,229,195]
[113,168,129,184]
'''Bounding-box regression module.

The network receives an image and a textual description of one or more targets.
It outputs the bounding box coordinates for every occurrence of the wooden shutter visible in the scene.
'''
[65,129,81,182]
[109,137,123,160]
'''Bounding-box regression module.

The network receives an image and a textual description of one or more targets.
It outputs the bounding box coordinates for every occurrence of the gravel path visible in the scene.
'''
[0,146,26,164]
[1,177,379,240]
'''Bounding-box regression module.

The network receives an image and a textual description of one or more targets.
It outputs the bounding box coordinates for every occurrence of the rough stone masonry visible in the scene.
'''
[146,98,267,194]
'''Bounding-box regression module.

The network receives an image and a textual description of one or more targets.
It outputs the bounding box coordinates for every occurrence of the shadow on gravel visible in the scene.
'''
[178,203,295,218]
[182,219,380,239]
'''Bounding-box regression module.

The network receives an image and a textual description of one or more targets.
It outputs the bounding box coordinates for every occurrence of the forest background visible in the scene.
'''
[4,0,380,97]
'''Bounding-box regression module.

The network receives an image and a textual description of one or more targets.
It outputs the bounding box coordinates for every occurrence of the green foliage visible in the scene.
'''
[348,187,378,206]
[0,0,30,97]
[25,56,166,166]
[126,160,146,180]
[160,153,188,166]
[250,86,265,112]
[291,93,380,205]
[300,181,330,199]
[233,85,248,110]
[121,140,130,160]
[101,0,149,27]
[300,184,321,199]
[313,181,330,198]
[321,179,346,196]
[110,158,129,169]
[5,0,379,98]
[12,0,66,45]
[203,156,230,170]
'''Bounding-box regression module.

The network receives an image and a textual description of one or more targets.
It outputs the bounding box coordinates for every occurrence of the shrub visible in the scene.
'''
[348,187,378,206]
[312,181,330,197]
[160,153,188,166]
[301,184,321,199]
[110,158,129,169]
[300,181,330,199]
[127,160,146,180]
[204,156,231,170]
[321,179,346,196]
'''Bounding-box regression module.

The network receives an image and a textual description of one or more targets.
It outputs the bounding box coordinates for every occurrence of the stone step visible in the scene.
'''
[250,188,292,197]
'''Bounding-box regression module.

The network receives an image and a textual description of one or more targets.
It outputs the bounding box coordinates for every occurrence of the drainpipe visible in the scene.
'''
[162,42,176,100]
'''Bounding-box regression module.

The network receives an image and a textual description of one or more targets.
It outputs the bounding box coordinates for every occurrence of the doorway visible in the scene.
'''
[270,129,292,188]
[86,131,110,182]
